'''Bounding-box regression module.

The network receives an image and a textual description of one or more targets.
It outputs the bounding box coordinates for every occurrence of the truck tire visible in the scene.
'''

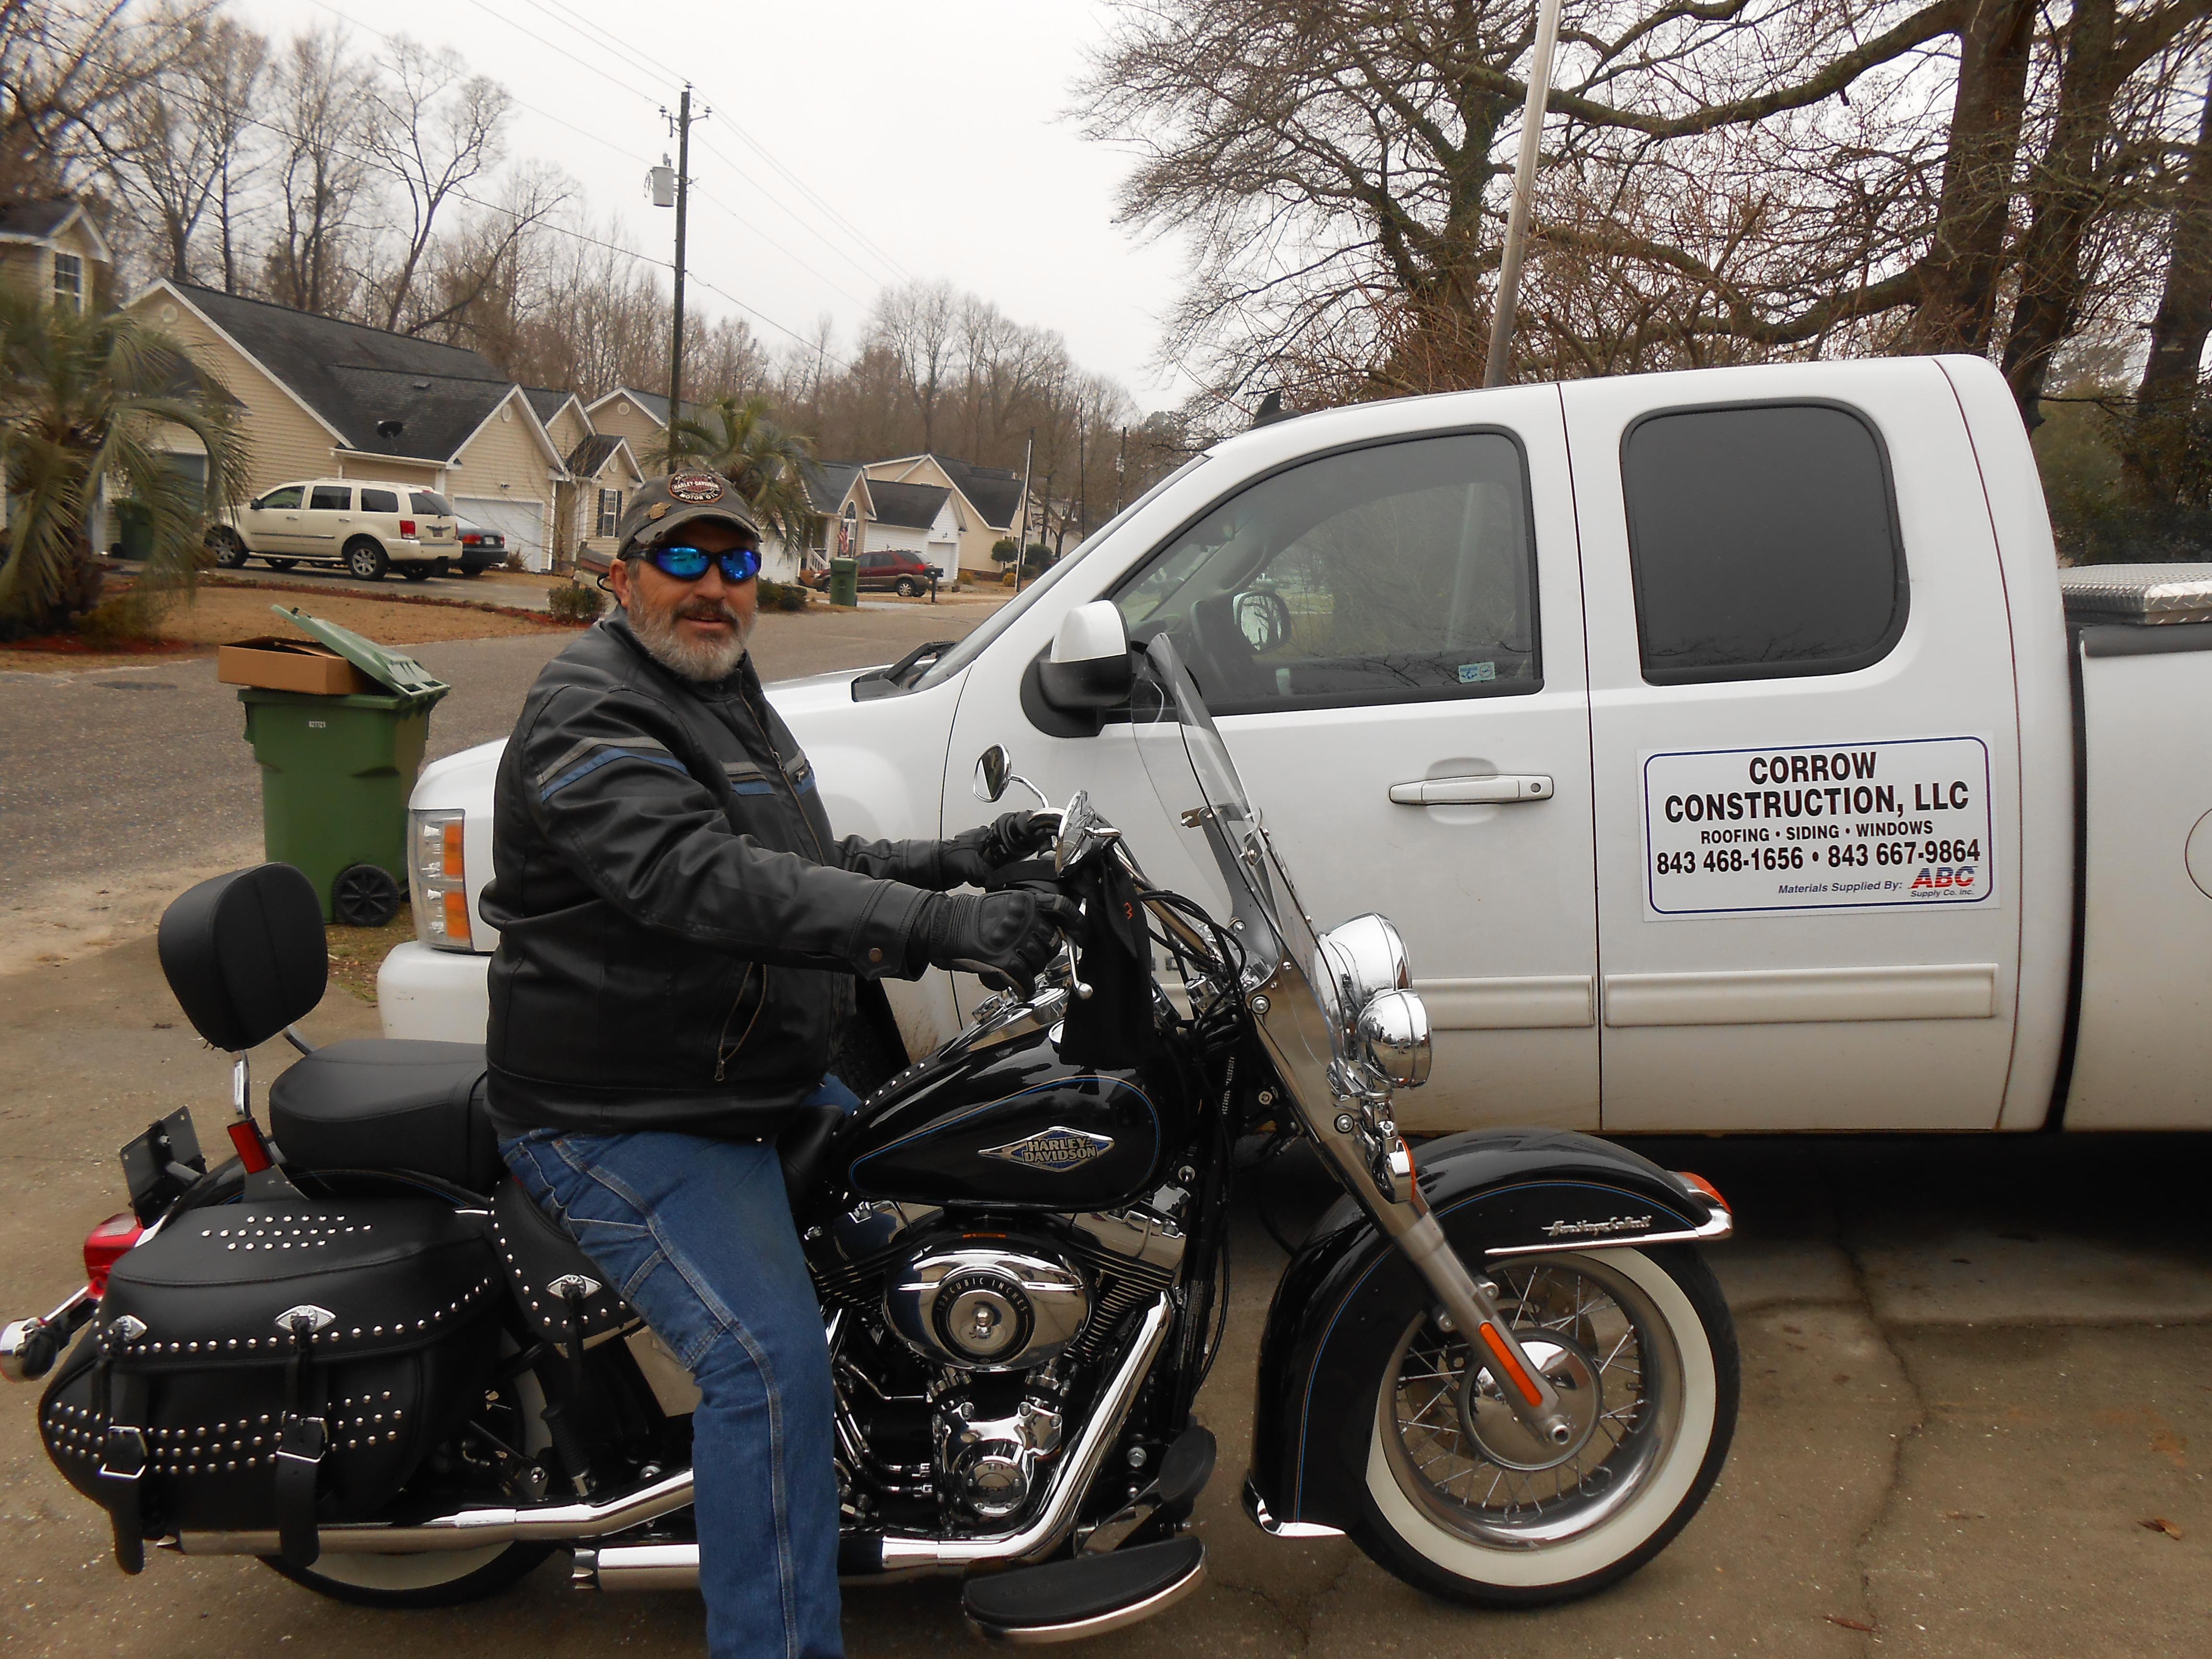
[1349,1245,1737,1608]
[205,529,249,569]
[345,538,388,581]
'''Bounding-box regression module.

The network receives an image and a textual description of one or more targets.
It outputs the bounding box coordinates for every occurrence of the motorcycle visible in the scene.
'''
[3,618,1739,1641]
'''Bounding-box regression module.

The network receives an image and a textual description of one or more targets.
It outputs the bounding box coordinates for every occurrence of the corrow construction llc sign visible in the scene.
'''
[1642,736,1996,916]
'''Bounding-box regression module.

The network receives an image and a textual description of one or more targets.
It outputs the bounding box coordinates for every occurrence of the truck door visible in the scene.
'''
[246,484,307,553]
[942,389,1600,1132]
[1564,362,2023,1130]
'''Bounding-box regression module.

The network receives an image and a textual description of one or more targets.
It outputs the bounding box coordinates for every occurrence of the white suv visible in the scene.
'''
[208,478,460,581]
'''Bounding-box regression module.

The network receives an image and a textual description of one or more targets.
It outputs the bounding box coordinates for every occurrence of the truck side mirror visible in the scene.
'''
[1036,601,1134,713]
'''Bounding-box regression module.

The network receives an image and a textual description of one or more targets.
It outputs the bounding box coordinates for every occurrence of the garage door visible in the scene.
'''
[454,496,547,571]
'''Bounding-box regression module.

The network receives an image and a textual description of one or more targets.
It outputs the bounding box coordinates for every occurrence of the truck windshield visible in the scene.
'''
[915,455,1210,691]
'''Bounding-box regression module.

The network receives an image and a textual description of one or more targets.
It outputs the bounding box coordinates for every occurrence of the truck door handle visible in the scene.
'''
[1388,774,1553,805]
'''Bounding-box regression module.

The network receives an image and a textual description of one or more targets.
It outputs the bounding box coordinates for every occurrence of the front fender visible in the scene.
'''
[1246,1129,1723,1535]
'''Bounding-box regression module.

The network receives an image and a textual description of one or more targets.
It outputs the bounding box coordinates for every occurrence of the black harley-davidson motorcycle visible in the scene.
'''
[3,629,1739,1642]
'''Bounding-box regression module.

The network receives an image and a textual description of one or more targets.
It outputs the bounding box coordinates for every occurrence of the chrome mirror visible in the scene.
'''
[973,745,1012,803]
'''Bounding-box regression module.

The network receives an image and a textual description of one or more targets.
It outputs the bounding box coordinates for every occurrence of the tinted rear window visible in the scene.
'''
[409,492,454,516]
[308,484,350,511]
[359,488,399,514]
[1622,403,1906,684]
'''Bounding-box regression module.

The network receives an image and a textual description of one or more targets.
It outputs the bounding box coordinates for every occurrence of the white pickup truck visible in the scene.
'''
[381,354,2212,1136]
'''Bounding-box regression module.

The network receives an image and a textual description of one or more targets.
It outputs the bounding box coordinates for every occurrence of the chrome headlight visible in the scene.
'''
[1355,989,1431,1089]
[1314,914,1410,1045]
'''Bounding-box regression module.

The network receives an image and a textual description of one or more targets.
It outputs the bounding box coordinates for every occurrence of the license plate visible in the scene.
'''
[426,526,449,539]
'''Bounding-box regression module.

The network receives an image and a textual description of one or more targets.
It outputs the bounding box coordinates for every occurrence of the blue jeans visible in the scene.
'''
[502,1077,858,1659]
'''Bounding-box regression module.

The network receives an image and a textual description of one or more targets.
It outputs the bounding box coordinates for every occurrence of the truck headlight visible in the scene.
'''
[409,808,474,950]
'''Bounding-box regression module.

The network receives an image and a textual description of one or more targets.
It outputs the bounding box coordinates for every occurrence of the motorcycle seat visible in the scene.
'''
[268,1038,502,1191]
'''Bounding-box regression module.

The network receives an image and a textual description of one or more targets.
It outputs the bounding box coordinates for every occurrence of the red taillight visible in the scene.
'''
[399,518,417,537]
[1678,1171,1727,1209]
[84,1211,143,1298]
[462,533,481,545]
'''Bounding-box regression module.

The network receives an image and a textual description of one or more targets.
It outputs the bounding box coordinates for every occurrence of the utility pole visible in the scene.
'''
[1483,0,1564,389]
[660,84,708,427]
[1115,426,1127,515]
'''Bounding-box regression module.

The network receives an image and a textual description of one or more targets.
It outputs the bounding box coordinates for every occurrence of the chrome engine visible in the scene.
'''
[815,1193,1189,1525]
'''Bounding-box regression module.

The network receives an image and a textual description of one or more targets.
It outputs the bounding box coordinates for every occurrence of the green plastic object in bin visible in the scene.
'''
[828,554,858,608]
[236,606,452,928]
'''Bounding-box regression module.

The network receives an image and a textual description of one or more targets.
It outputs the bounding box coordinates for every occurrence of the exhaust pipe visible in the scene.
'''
[578,1296,1174,1591]
[175,1467,696,1556]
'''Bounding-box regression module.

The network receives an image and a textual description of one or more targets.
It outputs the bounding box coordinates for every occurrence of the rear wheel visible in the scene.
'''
[1352,1247,1736,1608]
[894,576,922,597]
[261,1356,556,1607]
[345,538,388,580]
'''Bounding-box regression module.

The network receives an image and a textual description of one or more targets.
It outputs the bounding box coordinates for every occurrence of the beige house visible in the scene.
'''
[131,280,572,568]
[861,454,1025,578]
[564,433,647,570]
[582,387,693,469]
[0,199,111,312]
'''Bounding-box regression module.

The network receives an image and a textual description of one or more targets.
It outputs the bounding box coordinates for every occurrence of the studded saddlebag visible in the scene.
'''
[38,1193,501,1571]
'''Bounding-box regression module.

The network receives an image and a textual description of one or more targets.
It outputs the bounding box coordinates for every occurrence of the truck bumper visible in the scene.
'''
[378,940,491,1042]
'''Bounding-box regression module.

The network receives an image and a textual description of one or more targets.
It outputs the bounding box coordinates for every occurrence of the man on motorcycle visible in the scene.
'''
[480,470,1075,1659]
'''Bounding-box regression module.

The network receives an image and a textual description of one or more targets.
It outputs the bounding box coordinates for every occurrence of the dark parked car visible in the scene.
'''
[453,517,505,576]
[803,548,940,597]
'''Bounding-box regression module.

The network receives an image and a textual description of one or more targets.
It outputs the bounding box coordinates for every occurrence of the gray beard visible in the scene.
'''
[626,596,754,682]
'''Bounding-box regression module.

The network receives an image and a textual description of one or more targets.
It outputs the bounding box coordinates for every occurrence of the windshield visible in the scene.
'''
[1130,637,1346,1101]
[916,455,1210,690]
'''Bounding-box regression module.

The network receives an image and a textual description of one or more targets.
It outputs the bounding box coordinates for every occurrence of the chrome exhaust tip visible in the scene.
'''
[585,1543,699,1591]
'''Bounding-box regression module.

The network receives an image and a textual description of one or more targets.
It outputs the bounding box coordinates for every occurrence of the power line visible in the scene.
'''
[689,185,872,311]
[507,0,676,98]
[690,148,904,292]
[456,0,657,104]
[695,125,915,285]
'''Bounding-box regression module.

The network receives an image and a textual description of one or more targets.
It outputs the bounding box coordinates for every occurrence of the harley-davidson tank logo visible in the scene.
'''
[980,1126,1114,1174]
[1540,1214,1654,1238]
[666,471,727,503]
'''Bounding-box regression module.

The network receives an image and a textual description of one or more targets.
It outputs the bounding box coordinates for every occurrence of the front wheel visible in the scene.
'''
[1353,1246,1736,1608]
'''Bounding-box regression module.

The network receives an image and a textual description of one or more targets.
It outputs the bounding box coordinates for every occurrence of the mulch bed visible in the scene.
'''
[202,574,586,626]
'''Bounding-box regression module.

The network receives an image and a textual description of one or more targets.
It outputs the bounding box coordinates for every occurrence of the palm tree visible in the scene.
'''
[655,394,816,553]
[0,292,247,637]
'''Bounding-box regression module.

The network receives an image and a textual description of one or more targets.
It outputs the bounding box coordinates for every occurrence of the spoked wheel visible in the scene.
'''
[1356,1247,1736,1607]
[263,1346,555,1607]
[894,577,922,597]
[206,529,249,569]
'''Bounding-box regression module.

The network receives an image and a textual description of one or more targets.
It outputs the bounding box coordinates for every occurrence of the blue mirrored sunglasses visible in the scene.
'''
[640,542,761,583]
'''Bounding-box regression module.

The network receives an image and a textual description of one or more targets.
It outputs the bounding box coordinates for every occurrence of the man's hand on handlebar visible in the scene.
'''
[915,889,1083,995]
[937,810,1060,890]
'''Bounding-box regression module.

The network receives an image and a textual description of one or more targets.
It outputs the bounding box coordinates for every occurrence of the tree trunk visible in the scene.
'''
[1908,0,2038,353]
[2000,0,2123,425]
[2124,68,2212,506]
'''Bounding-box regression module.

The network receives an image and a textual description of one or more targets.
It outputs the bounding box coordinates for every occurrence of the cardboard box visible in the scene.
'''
[217,637,376,697]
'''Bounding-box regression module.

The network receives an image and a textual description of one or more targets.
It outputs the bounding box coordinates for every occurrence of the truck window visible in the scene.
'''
[1112,433,1538,714]
[255,486,302,511]
[409,491,455,517]
[308,484,351,511]
[358,487,399,513]
[1622,402,1906,684]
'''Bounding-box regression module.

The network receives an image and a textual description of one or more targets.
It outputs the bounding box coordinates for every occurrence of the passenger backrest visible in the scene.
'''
[156,864,328,1052]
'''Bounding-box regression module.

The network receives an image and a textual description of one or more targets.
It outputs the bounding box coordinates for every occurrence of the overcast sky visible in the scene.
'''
[236,0,1194,409]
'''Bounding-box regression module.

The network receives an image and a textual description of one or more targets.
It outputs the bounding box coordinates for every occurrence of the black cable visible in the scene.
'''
[1252,1129,1308,1257]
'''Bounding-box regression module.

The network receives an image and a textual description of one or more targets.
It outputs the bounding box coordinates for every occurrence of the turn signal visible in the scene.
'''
[1677,1171,1728,1210]
[83,1212,144,1298]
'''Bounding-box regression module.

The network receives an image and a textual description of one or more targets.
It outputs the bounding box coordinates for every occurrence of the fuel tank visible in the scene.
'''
[842,1023,1179,1211]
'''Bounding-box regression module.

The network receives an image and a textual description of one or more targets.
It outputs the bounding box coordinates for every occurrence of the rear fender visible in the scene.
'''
[1245,1129,1725,1536]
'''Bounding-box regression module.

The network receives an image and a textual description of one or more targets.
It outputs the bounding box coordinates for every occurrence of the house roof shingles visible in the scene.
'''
[171,283,517,462]
[801,461,862,516]
[522,386,573,426]
[936,457,1024,532]
[0,200,79,240]
[567,434,624,477]
[867,479,950,531]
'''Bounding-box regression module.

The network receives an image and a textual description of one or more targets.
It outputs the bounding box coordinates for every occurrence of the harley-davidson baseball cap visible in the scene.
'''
[614,471,763,553]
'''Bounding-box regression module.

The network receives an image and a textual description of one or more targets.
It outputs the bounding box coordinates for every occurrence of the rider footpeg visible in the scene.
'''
[962,1537,1205,1644]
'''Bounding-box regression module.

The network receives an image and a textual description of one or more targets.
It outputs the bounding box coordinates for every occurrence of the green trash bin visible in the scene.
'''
[235,606,451,927]
[828,554,858,608]
[115,501,153,562]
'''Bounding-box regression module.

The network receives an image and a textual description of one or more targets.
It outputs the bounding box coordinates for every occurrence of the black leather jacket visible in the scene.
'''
[481,613,954,1141]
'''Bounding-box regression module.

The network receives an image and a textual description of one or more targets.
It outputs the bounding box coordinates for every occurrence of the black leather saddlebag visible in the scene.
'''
[39,1193,500,1570]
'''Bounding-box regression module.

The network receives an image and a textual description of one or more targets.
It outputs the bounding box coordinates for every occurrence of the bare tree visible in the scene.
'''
[367,37,513,331]
[264,25,379,316]
[869,279,960,451]
[0,0,203,201]
[104,10,268,287]
[2123,63,2212,505]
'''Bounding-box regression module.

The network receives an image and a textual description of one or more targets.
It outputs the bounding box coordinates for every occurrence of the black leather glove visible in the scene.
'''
[935,810,1058,890]
[914,890,1083,992]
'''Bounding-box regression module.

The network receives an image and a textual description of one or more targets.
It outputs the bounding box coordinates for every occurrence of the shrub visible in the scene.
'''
[757,578,809,613]
[547,582,605,624]
[73,593,162,649]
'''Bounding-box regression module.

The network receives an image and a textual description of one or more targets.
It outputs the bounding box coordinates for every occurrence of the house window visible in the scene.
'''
[52,252,83,312]
[597,489,623,538]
